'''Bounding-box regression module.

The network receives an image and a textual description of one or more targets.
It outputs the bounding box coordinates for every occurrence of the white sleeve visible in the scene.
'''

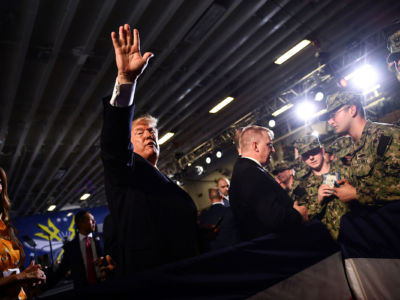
[109,77,136,107]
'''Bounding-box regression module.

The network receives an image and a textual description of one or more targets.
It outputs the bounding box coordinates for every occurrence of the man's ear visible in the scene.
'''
[349,105,358,118]
[253,141,258,152]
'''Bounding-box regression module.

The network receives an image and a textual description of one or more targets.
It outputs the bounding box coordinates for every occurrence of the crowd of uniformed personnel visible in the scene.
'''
[270,91,400,241]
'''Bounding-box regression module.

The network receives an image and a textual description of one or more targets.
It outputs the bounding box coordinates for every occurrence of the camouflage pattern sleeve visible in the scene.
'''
[350,121,400,205]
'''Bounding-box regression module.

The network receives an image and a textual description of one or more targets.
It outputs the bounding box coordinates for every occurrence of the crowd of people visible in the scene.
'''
[0,23,399,298]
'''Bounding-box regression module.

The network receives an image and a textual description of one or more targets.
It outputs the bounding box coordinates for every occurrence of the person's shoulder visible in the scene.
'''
[369,121,400,135]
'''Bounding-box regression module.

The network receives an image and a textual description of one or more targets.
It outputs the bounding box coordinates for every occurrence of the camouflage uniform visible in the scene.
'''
[323,92,400,206]
[387,28,400,81]
[292,135,349,240]
[326,136,354,169]
[348,120,400,205]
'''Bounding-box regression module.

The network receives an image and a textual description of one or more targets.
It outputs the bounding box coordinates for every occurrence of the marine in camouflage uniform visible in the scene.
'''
[272,161,294,193]
[321,91,400,206]
[292,135,349,240]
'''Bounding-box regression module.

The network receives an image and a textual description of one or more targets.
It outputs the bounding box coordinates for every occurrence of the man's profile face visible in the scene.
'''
[328,105,352,135]
[258,132,274,166]
[131,121,160,162]
[217,179,230,197]
[78,213,96,234]
[301,147,324,170]
[277,169,292,184]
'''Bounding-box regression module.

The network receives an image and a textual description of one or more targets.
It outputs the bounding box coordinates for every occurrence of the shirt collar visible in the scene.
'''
[79,232,93,241]
[241,156,263,167]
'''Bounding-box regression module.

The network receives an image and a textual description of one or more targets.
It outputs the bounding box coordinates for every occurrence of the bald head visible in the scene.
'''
[240,126,275,165]
[208,187,222,204]
[217,177,230,197]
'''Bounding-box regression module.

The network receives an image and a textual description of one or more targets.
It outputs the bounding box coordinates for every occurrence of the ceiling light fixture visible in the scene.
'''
[268,120,276,128]
[47,205,56,211]
[272,103,294,117]
[209,96,234,114]
[274,40,311,65]
[80,193,91,201]
[158,132,175,145]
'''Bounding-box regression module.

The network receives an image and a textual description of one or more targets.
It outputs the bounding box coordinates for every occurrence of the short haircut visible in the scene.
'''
[239,125,274,152]
[132,114,158,129]
[208,188,221,200]
[348,100,366,118]
[75,210,90,226]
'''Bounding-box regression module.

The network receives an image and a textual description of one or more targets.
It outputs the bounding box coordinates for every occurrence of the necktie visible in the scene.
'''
[85,236,97,284]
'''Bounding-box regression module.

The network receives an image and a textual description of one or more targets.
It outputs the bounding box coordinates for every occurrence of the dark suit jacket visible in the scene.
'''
[101,100,198,275]
[199,204,238,252]
[229,158,302,241]
[55,233,104,289]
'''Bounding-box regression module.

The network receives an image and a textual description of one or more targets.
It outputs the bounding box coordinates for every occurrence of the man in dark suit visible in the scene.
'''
[53,210,104,289]
[101,25,198,275]
[229,126,308,241]
[199,188,238,252]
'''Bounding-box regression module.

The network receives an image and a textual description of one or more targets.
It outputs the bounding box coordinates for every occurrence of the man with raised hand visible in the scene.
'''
[101,25,198,275]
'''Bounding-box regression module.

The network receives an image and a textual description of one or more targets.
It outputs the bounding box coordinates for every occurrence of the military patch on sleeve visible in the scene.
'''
[377,135,393,156]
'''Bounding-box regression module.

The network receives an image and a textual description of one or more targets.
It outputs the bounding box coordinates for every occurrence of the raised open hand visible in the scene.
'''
[111,24,153,84]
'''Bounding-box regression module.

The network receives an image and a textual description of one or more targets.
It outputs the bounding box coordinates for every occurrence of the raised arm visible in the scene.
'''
[111,24,153,84]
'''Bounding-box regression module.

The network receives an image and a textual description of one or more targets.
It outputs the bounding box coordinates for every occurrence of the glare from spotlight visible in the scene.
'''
[67,212,73,217]
[296,101,317,121]
[311,131,319,137]
[216,151,222,158]
[346,65,378,91]
[195,165,204,176]
[176,180,183,186]
[187,162,192,167]
[205,156,211,164]
[268,120,276,128]
[47,205,56,211]
[314,92,324,101]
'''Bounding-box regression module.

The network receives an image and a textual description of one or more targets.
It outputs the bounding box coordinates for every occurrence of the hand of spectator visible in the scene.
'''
[100,255,116,282]
[333,179,358,203]
[293,201,308,222]
[111,24,153,84]
[17,260,46,285]
[318,184,334,203]
[93,257,104,267]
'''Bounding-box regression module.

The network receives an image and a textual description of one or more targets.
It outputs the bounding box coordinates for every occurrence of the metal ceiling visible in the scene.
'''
[0,0,399,216]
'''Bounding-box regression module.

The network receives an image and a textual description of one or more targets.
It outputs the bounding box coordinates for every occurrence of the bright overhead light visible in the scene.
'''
[311,131,319,137]
[268,120,276,128]
[47,205,56,211]
[274,40,311,65]
[205,156,211,164]
[187,162,192,167]
[158,132,175,145]
[345,64,378,91]
[195,165,204,176]
[80,193,91,201]
[209,96,234,114]
[67,212,73,217]
[314,92,324,101]
[272,103,294,117]
[216,151,222,158]
[296,101,317,121]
